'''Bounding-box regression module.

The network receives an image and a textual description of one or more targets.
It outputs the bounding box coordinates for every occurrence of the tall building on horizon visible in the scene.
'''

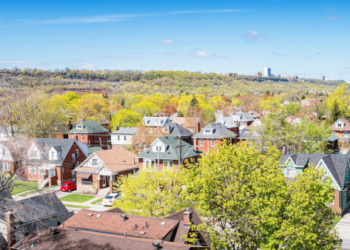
[264,67,271,77]
[321,75,325,81]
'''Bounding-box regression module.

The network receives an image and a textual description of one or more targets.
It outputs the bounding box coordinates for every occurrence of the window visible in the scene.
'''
[155,120,158,125]
[77,126,83,129]
[48,169,56,177]
[118,135,120,141]
[211,140,215,147]
[124,136,126,141]
[200,139,204,146]
[81,135,84,141]
[92,159,98,166]
[344,132,349,138]
[285,168,295,178]
[337,123,342,127]
[145,160,155,170]
[0,148,4,158]
[50,151,55,160]
[204,130,211,134]
[164,160,173,168]
[28,166,36,174]
[76,149,79,157]
[2,162,10,171]
[72,154,76,162]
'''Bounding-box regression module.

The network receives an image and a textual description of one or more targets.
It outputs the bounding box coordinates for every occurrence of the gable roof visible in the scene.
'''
[231,111,255,122]
[28,138,87,165]
[327,134,340,142]
[136,136,200,161]
[110,127,137,135]
[142,117,170,127]
[95,148,139,172]
[246,110,261,119]
[193,123,237,139]
[215,117,238,129]
[169,112,178,121]
[329,118,350,131]
[167,123,194,137]
[68,120,109,134]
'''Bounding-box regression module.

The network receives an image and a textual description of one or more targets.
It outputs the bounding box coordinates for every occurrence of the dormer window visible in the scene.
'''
[337,123,343,127]
[77,126,83,129]
[51,151,55,159]
[160,120,164,124]
[155,120,158,125]
[204,130,212,135]
[147,120,150,124]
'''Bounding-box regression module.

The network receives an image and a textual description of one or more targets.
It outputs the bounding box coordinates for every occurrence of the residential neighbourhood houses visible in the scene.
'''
[2,104,350,249]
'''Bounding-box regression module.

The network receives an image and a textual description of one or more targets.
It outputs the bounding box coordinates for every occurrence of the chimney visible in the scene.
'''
[196,122,200,134]
[282,147,286,155]
[168,125,171,135]
[183,208,192,228]
[115,126,118,131]
[152,241,161,250]
[6,209,15,250]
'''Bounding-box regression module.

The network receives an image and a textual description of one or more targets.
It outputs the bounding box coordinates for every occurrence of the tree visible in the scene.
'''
[110,109,142,129]
[329,99,342,124]
[120,98,125,107]
[281,103,301,116]
[131,101,158,117]
[182,143,341,249]
[77,99,110,121]
[113,169,189,217]
[328,84,350,117]
[131,125,167,153]
[189,94,199,107]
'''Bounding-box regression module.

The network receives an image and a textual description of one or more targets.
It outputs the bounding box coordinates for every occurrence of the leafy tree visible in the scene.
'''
[189,94,199,107]
[328,83,350,117]
[131,101,158,117]
[301,95,306,100]
[110,109,142,129]
[120,98,125,107]
[281,103,301,116]
[77,99,110,121]
[183,143,341,250]
[329,99,342,124]
[113,169,189,217]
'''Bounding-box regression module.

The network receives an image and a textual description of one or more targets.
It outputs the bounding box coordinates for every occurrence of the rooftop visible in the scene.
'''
[68,120,109,134]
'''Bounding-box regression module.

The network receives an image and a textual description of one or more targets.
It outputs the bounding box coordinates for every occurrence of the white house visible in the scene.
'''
[142,117,171,132]
[110,127,137,149]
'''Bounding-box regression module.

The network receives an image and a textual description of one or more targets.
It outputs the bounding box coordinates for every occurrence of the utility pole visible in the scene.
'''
[175,136,186,171]
[158,148,160,171]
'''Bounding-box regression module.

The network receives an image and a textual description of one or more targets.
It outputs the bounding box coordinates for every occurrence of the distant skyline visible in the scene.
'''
[1,0,349,81]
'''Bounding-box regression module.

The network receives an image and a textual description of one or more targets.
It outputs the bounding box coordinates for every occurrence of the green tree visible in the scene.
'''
[120,98,125,107]
[329,99,342,124]
[281,102,301,116]
[110,109,142,129]
[183,143,341,249]
[113,169,189,217]
[189,94,199,107]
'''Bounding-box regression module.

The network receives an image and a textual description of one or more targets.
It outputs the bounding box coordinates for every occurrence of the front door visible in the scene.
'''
[103,176,106,187]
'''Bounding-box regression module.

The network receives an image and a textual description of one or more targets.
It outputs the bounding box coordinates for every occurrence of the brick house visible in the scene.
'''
[67,120,110,150]
[329,118,350,139]
[215,117,240,136]
[301,99,322,107]
[172,117,203,133]
[192,123,238,153]
[230,111,254,128]
[0,142,15,174]
[74,147,139,194]
[166,122,194,145]
[110,127,137,149]
[135,136,201,171]
[12,207,210,249]
[280,153,350,214]
[26,139,88,187]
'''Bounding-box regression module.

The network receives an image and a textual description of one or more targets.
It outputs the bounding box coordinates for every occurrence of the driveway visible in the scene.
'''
[336,209,350,250]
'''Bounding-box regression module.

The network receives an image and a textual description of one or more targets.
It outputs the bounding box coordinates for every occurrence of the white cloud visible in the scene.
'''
[189,51,211,57]
[161,39,174,44]
[244,30,268,40]
[78,63,96,69]
[22,9,246,24]
[166,50,180,55]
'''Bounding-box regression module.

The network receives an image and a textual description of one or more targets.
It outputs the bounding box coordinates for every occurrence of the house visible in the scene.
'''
[11,207,209,250]
[322,111,331,123]
[50,122,69,139]
[280,153,350,214]
[285,115,302,124]
[142,117,171,132]
[0,193,73,249]
[26,138,88,187]
[67,120,110,150]
[0,142,16,175]
[135,136,201,171]
[230,111,254,128]
[247,118,263,129]
[169,112,178,121]
[327,134,339,152]
[246,110,261,119]
[329,118,350,138]
[172,117,203,133]
[166,123,194,145]
[74,147,139,194]
[110,127,137,149]
[88,146,102,155]
[192,123,238,153]
[301,99,322,107]
[153,112,168,117]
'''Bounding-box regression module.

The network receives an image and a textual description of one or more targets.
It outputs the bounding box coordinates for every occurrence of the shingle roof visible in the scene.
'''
[94,148,139,172]
[110,127,137,135]
[135,136,200,161]
[28,138,85,165]
[246,110,261,119]
[193,123,237,139]
[215,117,238,129]
[172,117,201,128]
[231,111,254,122]
[142,117,170,127]
[88,146,102,154]
[169,112,178,121]
[68,120,109,134]
[167,123,194,137]
[11,227,203,250]
[329,118,350,131]
[327,134,339,142]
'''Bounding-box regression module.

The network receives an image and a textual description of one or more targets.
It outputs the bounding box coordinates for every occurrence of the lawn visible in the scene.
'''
[90,197,104,205]
[19,185,59,197]
[333,215,341,226]
[64,204,90,209]
[60,194,95,203]
[12,181,38,195]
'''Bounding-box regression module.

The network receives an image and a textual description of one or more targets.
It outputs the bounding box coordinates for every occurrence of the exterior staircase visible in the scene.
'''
[39,178,48,189]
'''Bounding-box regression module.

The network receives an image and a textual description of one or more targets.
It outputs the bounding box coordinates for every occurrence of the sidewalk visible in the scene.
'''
[336,209,350,250]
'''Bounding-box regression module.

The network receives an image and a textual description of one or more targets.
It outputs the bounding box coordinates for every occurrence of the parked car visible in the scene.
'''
[102,192,121,206]
[60,181,77,192]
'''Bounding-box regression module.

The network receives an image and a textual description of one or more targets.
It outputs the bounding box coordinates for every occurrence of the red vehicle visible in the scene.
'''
[60,181,77,192]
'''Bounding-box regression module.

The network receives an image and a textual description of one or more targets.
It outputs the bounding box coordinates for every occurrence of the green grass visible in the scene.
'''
[12,182,38,195]
[90,197,104,205]
[60,194,95,203]
[333,215,341,226]
[19,185,59,197]
[64,204,90,209]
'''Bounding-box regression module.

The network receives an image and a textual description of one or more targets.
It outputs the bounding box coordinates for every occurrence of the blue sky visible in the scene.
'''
[1,0,349,81]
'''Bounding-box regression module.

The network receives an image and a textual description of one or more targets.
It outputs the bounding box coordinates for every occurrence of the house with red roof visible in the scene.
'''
[329,118,350,139]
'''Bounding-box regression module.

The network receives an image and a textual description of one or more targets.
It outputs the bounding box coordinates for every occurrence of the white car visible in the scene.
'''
[101,193,121,206]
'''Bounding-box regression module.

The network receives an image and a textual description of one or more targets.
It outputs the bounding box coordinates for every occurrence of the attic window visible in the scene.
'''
[337,123,343,127]
[204,130,212,135]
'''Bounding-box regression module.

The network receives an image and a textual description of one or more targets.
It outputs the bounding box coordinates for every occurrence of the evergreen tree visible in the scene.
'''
[266,90,270,95]
[330,99,342,124]
[120,98,125,107]
[189,94,199,107]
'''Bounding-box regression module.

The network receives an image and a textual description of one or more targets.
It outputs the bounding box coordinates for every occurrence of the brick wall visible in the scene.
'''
[332,190,342,214]
[69,132,109,149]
[194,138,236,153]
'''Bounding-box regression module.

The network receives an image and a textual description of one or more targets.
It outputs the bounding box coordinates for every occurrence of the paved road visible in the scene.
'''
[336,209,350,250]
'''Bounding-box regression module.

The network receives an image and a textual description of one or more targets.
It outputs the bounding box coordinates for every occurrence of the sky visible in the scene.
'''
[0,0,349,81]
